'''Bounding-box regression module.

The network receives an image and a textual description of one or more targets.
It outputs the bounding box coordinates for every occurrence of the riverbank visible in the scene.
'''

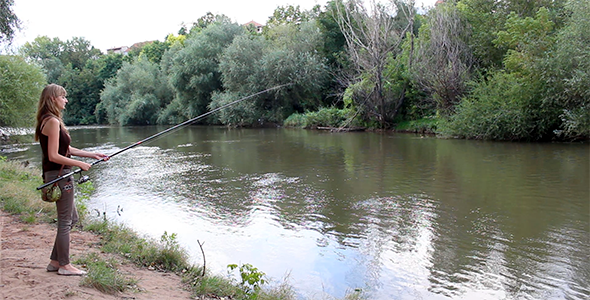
[0,210,193,300]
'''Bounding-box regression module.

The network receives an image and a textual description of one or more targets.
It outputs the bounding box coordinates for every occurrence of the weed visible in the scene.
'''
[77,252,138,295]
[228,263,267,298]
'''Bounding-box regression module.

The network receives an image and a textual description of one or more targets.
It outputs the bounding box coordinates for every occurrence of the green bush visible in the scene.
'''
[284,107,360,129]
[283,113,307,128]
[438,71,553,140]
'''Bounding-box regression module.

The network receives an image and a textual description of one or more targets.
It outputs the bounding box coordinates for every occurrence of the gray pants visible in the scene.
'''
[44,169,78,266]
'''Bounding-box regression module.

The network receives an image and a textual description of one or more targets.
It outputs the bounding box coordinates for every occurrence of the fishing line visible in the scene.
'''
[37,83,293,190]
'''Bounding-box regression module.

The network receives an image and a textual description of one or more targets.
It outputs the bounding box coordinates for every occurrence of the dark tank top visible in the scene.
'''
[39,116,72,173]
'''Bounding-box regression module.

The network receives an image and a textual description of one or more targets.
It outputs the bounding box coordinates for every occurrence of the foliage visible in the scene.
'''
[211,21,328,126]
[19,36,110,125]
[412,2,473,116]
[165,33,186,47]
[181,12,233,35]
[138,40,169,64]
[265,5,318,30]
[100,58,173,125]
[494,8,554,77]
[437,71,549,140]
[0,55,46,127]
[284,107,359,128]
[283,113,307,128]
[315,0,351,105]
[335,0,417,127]
[228,263,267,298]
[456,0,566,70]
[20,36,101,75]
[85,219,191,272]
[167,21,243,121]
[383,29,433,122]
[0,0,20,46]
[539,0,590,140]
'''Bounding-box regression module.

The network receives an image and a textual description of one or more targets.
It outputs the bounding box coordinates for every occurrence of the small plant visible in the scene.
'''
[157,231,188,271]
[21,211,37,223]
[77,252,138,295]
[228,263,267,298]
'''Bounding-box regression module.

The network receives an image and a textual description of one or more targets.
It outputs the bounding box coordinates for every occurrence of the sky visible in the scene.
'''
[9,0,437,54]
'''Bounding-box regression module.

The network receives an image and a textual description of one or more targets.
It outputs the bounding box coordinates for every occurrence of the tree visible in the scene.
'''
[335,0,416,127]
[438,6,568,141]
[167,21,243,120]
[456,0,567,70]
[317,0,348,69]
[211,21,328,126]
[19,36,65,83]
[99,58,173,125]
[19,36,113,125]
[0,55,46,127]
[540,0,590,139]
[412,2,474,115]
[0,0,20,46]
[181,12,233,35]
[60,37,102,70]
[265,5,318,30]
[139,40,169,64]
[19,36,101,82]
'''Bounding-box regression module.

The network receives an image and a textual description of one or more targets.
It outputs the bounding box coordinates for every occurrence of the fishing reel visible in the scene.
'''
[77,173,91,184]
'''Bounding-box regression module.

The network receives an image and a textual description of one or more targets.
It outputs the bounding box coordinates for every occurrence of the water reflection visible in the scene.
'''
[4,126,589,300]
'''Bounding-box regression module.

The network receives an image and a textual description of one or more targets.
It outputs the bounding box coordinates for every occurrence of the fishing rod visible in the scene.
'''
[37,83,292,190]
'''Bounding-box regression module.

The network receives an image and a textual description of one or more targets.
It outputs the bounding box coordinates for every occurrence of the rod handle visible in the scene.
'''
[36,169,81,190]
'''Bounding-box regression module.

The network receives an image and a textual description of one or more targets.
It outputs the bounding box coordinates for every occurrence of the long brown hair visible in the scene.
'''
[34,84,68,141]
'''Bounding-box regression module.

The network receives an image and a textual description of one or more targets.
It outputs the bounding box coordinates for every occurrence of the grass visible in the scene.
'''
[76,252,139,294]
[394,117,439,134]
[0,158,55,222]
[0,156,366,300]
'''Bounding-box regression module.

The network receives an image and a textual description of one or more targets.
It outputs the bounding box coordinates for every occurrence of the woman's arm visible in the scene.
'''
[69,146,109,161]
[42,118,92,171]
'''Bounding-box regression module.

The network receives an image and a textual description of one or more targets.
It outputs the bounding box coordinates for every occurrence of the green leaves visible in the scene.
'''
[494,8,555,75]
[0,55,45,127]
[100,58,173,125]
[227,263,267,298]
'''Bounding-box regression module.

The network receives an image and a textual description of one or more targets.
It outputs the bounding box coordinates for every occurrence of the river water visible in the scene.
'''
[4,126,589,300]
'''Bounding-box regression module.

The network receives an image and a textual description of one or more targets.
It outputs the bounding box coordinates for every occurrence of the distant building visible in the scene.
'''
[107,46,129,55]
[243,20,264,33]
[106,41,154,55]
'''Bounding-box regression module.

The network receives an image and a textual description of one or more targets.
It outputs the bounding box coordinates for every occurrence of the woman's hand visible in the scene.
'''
[91,153,110,161]
[78,161,92,171]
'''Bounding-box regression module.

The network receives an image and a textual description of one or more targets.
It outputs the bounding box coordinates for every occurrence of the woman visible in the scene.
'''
[34,84,109,276]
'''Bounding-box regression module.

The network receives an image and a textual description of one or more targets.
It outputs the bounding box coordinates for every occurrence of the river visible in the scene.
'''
[3,126,589,300]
